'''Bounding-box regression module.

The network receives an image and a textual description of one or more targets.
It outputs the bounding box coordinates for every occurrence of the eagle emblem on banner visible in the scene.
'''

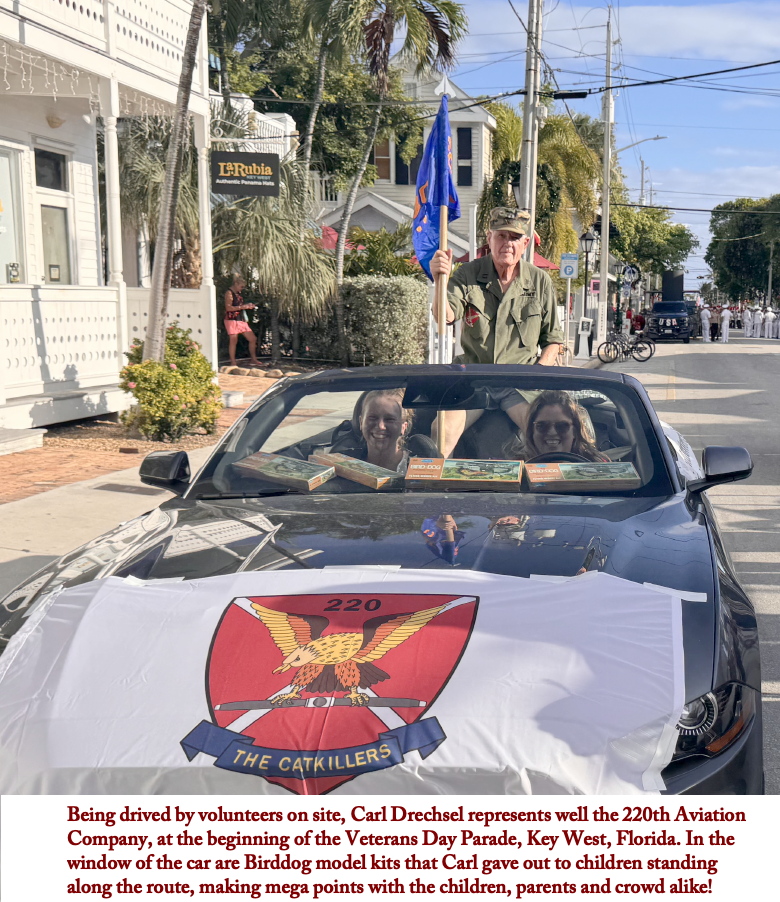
[182,592,479,794]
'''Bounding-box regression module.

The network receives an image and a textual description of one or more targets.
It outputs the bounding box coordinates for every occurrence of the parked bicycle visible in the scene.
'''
[597,330,655,364]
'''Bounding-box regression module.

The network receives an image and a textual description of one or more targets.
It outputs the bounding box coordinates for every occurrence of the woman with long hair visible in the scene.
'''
[358,389,414,472]
[524,390,605,461]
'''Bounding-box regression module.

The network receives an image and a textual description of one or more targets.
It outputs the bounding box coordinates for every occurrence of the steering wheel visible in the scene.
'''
[524,452,592,463]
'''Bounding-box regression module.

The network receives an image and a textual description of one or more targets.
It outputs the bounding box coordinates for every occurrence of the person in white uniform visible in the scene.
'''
[774,309,780,338]
[700,305,712,341]
[763,307,776,338]
[754,308,764,339]
[719,306,731,342]
[742,306,752,338]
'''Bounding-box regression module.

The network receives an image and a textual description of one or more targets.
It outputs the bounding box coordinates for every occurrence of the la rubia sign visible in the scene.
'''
[211,152,280,197]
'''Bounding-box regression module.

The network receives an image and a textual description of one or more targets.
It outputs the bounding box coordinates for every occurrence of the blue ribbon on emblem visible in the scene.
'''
[181,718,446,780]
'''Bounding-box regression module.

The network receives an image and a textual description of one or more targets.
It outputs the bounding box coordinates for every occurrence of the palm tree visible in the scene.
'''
[478,102,600,264]
[332,0,468,364]
[112,116,201,288]
[145,0,208,363]
[344,222,423,277]
[213,160,335,361]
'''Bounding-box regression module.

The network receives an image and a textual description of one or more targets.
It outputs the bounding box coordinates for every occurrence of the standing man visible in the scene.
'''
[710,307,721,342]
[742,305,752,338]
[719,305,732,343]
[700,305,712,342]
[755,307,765,339]
[763,307,776,338]
[430,207,563,456]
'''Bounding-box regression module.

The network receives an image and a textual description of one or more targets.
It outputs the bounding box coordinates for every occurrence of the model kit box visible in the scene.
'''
[308,452,401,489]
[525,461,641,491]
[234,451,335,491]
[405,458,524,490]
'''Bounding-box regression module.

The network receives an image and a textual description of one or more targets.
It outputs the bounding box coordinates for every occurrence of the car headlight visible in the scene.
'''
[672,683,755,761]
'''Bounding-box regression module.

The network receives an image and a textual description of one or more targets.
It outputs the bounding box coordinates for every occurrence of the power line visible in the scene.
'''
[613,202,780,215]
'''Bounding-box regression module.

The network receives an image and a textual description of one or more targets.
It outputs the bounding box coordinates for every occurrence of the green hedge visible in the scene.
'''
[304,275,429,366]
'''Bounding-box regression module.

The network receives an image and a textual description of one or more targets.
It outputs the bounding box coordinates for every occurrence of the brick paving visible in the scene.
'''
[0,371,336,505]
[0,374,275,505]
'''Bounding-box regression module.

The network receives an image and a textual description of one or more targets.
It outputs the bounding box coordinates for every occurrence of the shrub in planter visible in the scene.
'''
[120,324,222,441]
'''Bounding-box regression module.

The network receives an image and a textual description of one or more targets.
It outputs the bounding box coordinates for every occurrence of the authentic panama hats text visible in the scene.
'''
[488,206,532,236]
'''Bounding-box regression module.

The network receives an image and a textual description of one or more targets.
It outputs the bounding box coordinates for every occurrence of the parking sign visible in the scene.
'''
[560,253,579,279]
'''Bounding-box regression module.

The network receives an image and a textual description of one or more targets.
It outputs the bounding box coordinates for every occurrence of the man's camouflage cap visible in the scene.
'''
[488,206,532,236]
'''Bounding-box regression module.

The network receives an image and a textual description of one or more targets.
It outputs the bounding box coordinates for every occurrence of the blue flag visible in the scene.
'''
[412,94,461,281]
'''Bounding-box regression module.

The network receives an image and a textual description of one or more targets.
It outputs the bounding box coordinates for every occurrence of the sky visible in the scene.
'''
[447,0,780,288]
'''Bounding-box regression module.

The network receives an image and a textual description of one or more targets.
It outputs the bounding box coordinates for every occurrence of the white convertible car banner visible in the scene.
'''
[0,569,684,795]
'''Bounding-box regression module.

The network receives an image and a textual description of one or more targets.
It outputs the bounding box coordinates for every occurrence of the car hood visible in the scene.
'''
[1,492,717,697]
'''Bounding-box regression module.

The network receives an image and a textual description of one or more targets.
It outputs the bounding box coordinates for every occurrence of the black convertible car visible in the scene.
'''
[0,365,762,794]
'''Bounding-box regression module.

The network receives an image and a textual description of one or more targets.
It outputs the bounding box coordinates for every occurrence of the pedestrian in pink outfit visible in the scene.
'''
[224,275,261,367]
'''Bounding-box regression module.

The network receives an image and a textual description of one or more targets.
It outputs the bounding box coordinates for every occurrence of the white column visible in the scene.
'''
[99,77,128,362]
[194,112,218,367]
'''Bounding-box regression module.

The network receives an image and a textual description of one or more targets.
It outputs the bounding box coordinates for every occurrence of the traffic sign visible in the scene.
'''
[560,253,579,279]
[623,265,639,284]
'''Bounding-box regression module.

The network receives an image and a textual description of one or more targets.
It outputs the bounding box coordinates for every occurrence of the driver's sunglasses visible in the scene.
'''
[533,420,574,435]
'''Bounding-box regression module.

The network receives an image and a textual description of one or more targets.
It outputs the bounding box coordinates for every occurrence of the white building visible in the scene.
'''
[0,0,216,435]
[320,65,496,260]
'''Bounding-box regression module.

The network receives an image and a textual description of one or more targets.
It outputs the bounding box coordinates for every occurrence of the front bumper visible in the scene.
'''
[661,689,763,794]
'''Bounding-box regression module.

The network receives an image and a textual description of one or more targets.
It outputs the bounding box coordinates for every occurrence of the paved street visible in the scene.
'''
[602,332,780,794]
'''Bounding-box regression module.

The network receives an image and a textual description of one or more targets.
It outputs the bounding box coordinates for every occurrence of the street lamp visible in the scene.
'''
[580,229,597,353]
[615,136,667,154]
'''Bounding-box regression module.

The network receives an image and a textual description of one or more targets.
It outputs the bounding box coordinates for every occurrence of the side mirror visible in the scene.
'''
[686,446,752,495]
[139,450,191,495]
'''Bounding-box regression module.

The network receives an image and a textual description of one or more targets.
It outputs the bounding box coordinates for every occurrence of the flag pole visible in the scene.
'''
[435,208,449,453]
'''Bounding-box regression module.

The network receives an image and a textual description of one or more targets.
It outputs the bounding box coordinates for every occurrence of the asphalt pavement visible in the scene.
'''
[602,331,780,794]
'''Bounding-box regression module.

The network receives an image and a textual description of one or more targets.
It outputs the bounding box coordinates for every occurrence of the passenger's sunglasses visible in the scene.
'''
[533,420,574,435]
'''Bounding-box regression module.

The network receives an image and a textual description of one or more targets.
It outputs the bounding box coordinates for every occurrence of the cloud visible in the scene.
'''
[720,95,780,111]
[458,2,780,65]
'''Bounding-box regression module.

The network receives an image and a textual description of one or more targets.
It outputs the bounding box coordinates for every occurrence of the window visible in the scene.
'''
[0,149,24,284]
[41,205,72,284]
[35,148,68,191]
[456,127,473,187]
[395,141,423,186]
[35,145,74,284]
[372,140,391,180]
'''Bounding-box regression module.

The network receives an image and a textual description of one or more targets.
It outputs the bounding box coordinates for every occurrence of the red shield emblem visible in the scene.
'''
[464,305,480,327]
[186,592,478,794]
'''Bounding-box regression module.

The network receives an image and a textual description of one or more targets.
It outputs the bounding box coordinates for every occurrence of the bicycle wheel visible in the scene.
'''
[598,341,620,363]
[631,339,655,362]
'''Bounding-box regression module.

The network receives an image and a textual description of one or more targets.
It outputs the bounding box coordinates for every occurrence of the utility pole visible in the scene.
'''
[639,159,646,205]
[519,0,543,261]
[597,11,613,343]
[769,240,774,304]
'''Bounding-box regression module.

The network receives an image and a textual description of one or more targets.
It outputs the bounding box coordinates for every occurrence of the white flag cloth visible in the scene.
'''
[0,570,684,795]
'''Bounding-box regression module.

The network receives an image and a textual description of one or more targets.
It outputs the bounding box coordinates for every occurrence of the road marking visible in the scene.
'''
[666,361,676,401]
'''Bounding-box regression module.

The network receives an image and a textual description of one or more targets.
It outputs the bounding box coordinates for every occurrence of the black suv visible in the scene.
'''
[646,301,692,343]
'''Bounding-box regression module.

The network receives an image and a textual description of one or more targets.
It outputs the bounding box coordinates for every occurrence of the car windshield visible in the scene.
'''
[653,303,688,314]
[190,370,675,499]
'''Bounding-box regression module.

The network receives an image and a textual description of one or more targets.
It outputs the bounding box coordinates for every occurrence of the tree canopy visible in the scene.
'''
[705,196,780,302]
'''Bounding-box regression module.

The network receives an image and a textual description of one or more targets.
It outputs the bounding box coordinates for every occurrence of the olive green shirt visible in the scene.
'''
[447,255,563,364]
